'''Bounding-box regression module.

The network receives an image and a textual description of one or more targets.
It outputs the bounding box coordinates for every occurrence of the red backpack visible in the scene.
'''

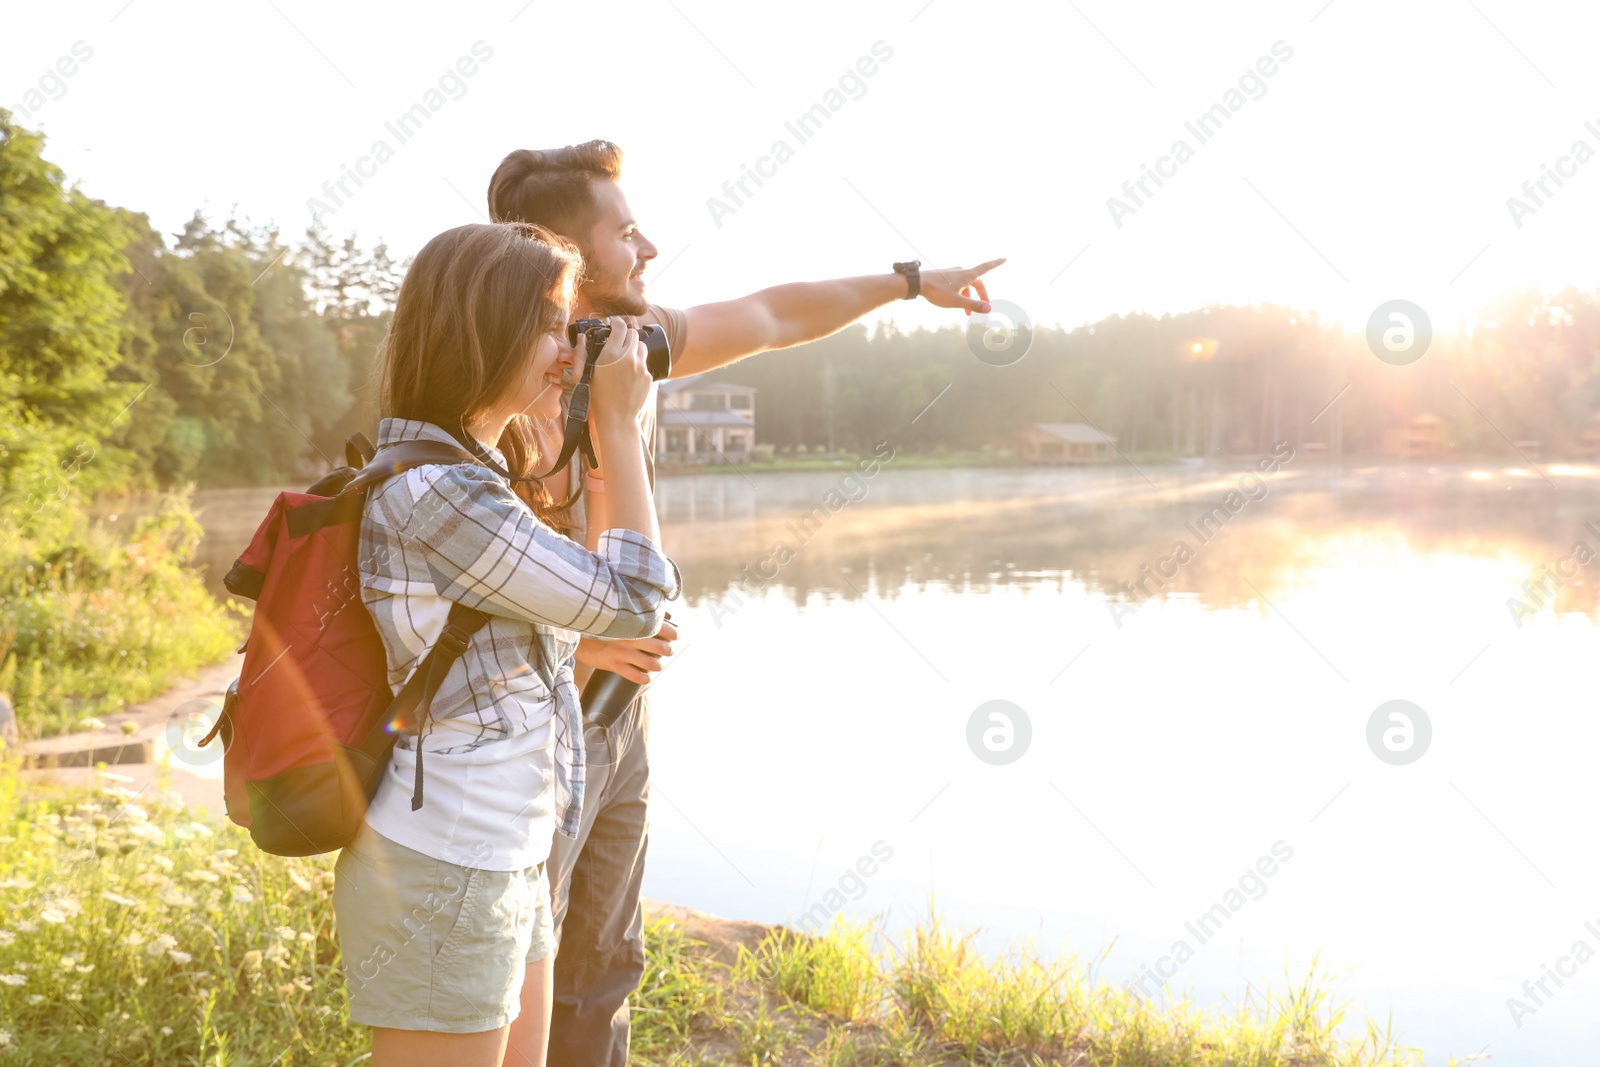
[204,433,490,856]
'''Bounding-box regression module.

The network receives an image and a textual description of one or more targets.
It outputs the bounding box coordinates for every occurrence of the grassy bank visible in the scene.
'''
[0,490,245,740]
[0,765,1454,1066]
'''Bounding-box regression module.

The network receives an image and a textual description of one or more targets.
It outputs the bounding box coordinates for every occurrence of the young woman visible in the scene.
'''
[332,221,679,1067]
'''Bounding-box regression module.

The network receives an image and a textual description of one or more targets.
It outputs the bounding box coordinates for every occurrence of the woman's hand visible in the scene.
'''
[588,316,651,427]
[574,618,679,685]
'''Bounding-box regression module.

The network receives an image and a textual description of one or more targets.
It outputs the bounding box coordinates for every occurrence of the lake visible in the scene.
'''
[191,459,1600,1064]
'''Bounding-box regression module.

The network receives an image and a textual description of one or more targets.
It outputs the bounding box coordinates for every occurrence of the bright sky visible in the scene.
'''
[7,0,1600,335]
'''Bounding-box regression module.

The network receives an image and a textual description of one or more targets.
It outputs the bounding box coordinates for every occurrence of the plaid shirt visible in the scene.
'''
[358,418,681,839]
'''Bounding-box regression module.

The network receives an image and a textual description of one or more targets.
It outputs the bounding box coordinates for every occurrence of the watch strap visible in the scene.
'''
[893,260,921,300]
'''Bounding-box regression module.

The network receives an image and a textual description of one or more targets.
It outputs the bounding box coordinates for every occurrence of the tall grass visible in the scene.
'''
[724,914,1443,1067]
[735,919,882,1023]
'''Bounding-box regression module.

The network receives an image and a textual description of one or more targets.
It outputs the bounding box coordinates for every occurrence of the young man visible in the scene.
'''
[487,140,1001,1067]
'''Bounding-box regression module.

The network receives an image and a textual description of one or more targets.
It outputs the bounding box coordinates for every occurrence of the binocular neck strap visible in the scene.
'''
[450,357,601,495]
[534,388,598,482]
[536,349,601,481]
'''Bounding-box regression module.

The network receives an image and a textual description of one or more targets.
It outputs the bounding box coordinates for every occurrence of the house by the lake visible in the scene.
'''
[1019,423,1117,464]
[656,377,756,463]
[1381,413,1447,458]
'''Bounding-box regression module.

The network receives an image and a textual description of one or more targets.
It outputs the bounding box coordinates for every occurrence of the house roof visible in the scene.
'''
[1032,423,1118,444]
[659,410,756,428]
[658,376,757,395]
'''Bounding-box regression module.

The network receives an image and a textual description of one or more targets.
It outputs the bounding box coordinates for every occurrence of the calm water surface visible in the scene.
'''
[192,461,1600,1064]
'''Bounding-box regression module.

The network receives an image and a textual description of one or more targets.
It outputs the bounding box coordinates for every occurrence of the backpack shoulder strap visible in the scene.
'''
[340,439,477,497]
[345,432,377,469]
[357,601,492,811]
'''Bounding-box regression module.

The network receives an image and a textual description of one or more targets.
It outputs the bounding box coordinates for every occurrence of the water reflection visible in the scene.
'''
[656,464,1600,620]
[180,463,1600,627]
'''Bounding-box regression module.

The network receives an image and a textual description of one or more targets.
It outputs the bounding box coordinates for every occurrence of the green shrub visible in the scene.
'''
[0,488,245,739]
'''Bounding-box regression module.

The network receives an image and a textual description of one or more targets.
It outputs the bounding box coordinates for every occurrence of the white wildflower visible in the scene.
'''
[41,897,82,919]
[124,931,146,948]
[168,950,192,965]
[0,976,24,987]
[182,870,220,884]
[0,931,13,947]
[285,868,312,892]
[147,934,178,957]
[102,891,138,907]
[159,1027,173,1036]
[230,886,254,905]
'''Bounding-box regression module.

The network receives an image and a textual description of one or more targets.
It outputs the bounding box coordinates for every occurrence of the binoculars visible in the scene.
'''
[566,317,672,382]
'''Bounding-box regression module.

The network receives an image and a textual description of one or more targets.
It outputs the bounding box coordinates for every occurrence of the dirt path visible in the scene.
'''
[19,653,241,815]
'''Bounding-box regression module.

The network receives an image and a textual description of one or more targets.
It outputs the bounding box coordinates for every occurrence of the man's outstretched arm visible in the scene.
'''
[670,259,1005,378]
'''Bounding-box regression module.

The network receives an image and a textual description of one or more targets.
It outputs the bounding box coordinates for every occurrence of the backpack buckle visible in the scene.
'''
[436,622,474,657]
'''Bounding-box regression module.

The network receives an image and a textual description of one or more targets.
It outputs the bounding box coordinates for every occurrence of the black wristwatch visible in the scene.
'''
[893,260,921,300]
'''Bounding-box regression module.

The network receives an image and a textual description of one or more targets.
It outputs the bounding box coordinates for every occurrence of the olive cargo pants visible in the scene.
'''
[545,694,650,1067]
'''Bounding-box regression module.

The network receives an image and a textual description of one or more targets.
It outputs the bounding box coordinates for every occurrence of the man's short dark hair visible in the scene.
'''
[487,140,623,239]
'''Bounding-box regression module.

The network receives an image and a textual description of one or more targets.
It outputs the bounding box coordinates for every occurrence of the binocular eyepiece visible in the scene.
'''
[566,317,672,382]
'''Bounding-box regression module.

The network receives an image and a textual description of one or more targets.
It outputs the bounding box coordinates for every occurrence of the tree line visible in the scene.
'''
[7,107,1600,541]
[714,294,1600,462]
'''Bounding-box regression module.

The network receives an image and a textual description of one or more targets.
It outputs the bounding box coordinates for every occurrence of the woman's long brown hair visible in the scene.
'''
[376,222,581,531]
